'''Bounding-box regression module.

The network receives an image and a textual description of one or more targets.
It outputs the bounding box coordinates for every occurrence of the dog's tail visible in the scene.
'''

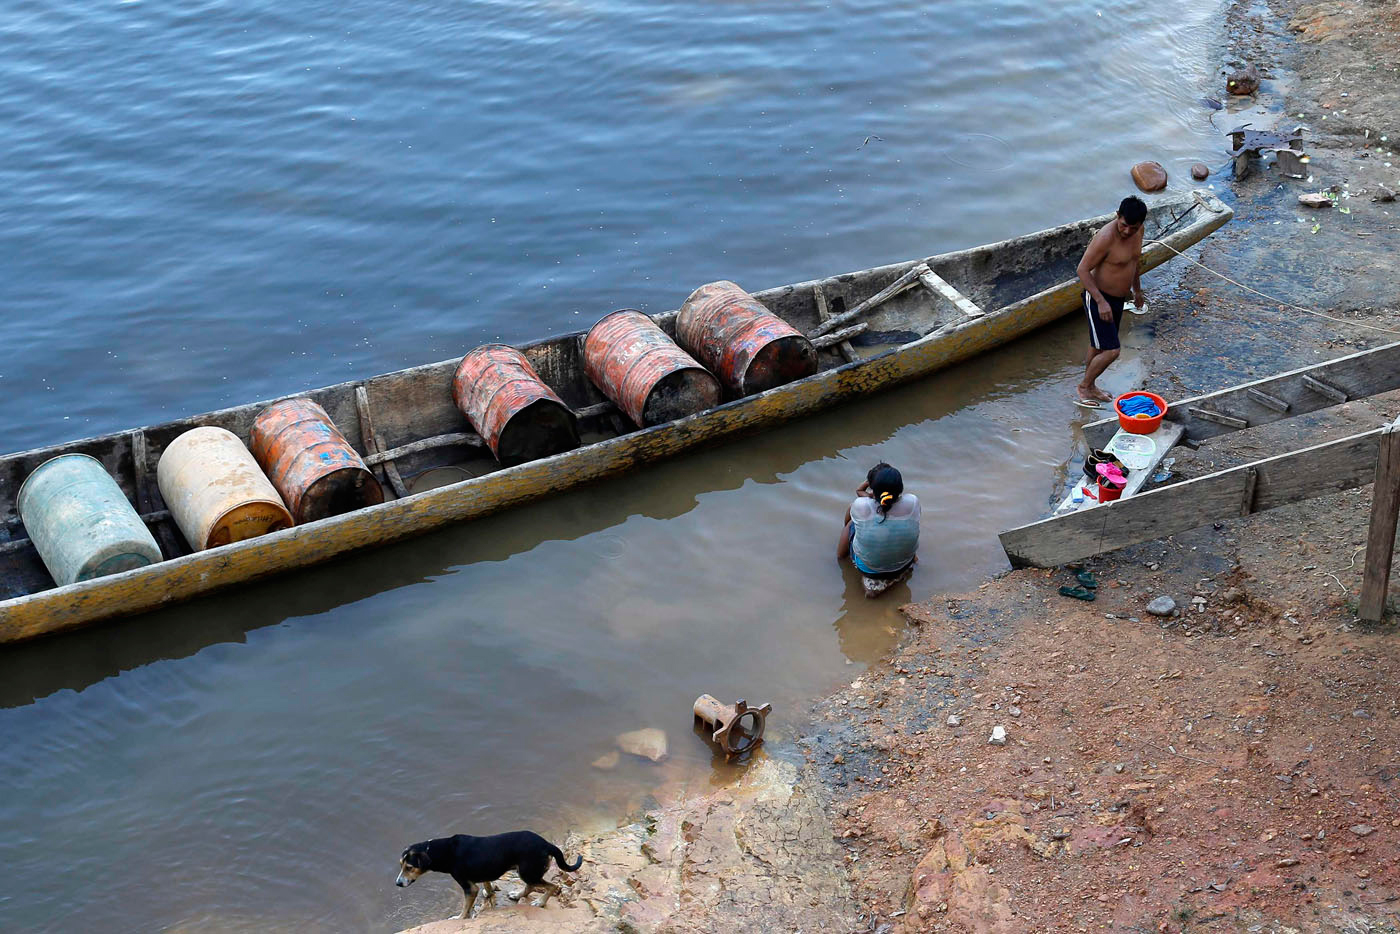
[549,844,583,872]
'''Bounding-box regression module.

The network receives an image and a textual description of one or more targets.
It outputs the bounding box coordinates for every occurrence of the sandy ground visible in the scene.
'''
[396,2,1400,931]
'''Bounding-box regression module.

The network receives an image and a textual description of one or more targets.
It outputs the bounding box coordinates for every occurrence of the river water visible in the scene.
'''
[0,0,1226,929]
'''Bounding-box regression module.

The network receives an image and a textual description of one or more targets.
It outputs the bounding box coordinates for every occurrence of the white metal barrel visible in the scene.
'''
[157,427,293,550]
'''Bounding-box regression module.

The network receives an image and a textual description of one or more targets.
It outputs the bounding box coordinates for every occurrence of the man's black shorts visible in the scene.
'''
[1083,290,1127,351]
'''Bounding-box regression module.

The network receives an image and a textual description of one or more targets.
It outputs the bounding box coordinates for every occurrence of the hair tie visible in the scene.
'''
[879,492,894,506]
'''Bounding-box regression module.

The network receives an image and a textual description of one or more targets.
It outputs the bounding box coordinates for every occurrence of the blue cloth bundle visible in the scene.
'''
[1118,394,1162,417]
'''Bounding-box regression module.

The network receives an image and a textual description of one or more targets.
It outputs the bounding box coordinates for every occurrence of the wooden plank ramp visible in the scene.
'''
[1082,340,1400,449]
[1001,424,1387,569]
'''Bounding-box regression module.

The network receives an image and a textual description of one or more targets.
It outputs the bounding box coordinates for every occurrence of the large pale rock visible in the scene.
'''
[396,759,858,934]
[397,907,605,933]
[616,727,668,762]
[906,833,1015,933]
[1131,161,1168,192]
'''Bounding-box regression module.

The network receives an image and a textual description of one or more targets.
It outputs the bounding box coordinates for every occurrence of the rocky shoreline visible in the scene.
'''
[397,2,1400,931]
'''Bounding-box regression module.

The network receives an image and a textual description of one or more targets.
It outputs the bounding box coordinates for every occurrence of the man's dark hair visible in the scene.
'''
[1118,196,1148,225]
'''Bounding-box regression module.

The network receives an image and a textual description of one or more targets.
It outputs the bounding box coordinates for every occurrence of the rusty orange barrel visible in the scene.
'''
[157,427,294,550]
[677,281,817,396]
[452,345,580,466]
[583,309,721,427]
[250,398,384,523]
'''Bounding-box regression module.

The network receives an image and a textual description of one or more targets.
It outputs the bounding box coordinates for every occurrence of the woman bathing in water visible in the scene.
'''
[837,463,920,580]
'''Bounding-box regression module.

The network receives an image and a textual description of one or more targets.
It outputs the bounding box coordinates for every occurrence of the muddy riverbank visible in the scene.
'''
[395,2,1400,932]
[824,0,1400,932]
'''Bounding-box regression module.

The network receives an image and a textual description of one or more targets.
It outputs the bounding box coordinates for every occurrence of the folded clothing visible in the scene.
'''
[1118,394,1162,417]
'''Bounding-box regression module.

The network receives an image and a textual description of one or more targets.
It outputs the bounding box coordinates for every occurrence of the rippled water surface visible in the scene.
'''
[0,0,1225,929]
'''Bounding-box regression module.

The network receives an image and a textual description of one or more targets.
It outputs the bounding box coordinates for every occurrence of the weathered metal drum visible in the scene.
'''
[583,309,721,427]
[158,427,294,550]
[17,454,162,586]
[677,280,817,396]
[250,399,384,522]
[452,345,580,466]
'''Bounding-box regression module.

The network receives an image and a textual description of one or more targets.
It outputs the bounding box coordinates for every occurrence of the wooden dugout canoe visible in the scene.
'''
[0,192,1231,642]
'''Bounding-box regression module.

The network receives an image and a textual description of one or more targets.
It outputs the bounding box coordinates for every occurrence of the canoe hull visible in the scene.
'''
[0,197,1232,642]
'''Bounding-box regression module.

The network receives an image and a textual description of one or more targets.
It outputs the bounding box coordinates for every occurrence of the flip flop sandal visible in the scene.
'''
[1083,449,1126,483]
[1058,585,1096,601]
[1073,398,1106,410]
[1075,570,1098,589]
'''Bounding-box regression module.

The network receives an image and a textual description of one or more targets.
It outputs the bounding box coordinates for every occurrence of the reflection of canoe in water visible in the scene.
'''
[0,193,1231,642]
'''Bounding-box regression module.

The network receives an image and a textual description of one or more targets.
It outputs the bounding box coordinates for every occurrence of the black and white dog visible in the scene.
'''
[395,831,582,919]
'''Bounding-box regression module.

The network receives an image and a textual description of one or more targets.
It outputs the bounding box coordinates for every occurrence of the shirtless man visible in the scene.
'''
[1075,195,1147,407]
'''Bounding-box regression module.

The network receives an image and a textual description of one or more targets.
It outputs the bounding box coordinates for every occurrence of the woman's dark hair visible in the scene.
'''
[868,462,903,522]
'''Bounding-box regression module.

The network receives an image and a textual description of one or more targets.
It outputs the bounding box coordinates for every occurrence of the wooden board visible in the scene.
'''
[812,285,857,362]
[1002,424,1385,568]
[1082,340,1400,449]
[918,269,984,318]
[1359,415,1400,620]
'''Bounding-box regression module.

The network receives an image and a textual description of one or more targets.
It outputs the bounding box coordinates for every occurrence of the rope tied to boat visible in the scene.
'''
[1144,236,1400,337]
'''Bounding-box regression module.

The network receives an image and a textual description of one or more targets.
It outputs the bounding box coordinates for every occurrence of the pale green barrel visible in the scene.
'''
[17,453,161,587]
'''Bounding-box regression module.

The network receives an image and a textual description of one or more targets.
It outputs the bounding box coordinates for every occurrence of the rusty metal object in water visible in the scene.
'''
[452,345,579,466]
[250,398,384,523]
[1228,125,1303,156]
[583,309,721,427]
[693,694,772,758]
[1228,124,1307,179]
[677,281,817,397]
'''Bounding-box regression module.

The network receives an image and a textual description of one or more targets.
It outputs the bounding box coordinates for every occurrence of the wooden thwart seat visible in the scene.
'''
[129,429,185,558]
[809,263,984,351]
[812,285,857,362]
[918,268,983,319]
[355,385,409,499]
[811,264,929,337]
[353,390,621,498]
